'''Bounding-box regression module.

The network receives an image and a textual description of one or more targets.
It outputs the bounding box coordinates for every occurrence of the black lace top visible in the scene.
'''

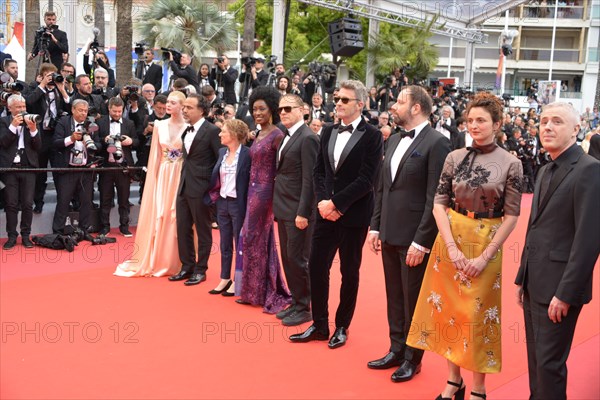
[434,146,524,216]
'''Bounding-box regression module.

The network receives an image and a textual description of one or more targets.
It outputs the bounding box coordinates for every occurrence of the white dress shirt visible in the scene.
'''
[333,115,362,169]
[219,145,241,199]
[279,119,304,161]
[184,118,205,153]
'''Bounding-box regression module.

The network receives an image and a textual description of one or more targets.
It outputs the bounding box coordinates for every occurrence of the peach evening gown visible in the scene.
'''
[114,119,184,277]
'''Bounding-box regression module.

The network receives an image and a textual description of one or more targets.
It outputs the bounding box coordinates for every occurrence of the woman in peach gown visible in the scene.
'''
[114,91,187,277]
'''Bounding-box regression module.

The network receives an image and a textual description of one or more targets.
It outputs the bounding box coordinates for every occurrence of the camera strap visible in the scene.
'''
[43,90,56,129]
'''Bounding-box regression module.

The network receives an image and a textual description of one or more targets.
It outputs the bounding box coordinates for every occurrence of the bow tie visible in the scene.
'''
[399,129,415,139]
[185,125,195,133]
[111,119,120,124]
[338,124,353,134]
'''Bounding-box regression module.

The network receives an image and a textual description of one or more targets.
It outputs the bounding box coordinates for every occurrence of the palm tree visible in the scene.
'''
[115,0,133,87]
[94,0,105,48]
[135,0,237,67]
[367,18,439,83]
[241,0,256,58]
[25,0,41,81]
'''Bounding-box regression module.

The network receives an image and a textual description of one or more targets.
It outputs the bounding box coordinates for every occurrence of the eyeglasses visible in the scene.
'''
[278,105,302,113]
[333,97,358,104]
[143,90,155,93]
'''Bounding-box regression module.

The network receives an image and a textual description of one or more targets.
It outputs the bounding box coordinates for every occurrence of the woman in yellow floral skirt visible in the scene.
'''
[407,92,523,400]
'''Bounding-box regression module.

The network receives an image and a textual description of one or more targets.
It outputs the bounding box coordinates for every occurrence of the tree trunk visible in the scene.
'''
[95,0,105,49]
[25,0,40,82]
[115,0,132,86]
[241,0,256,57]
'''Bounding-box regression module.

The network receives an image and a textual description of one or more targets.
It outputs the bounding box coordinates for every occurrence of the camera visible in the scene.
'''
[90,27,101,53]
[20,113,42,124]
[134,42,148,57]
[0,91,11,102]
[106,133,125,160]
[124,85,139,102]
[241,56,256,70]
[161,48,182,65]
[0,81,24,91]
[74,117,99,151]
[217,57,224,64]
[266,55,278,73]
[51,72,64,84]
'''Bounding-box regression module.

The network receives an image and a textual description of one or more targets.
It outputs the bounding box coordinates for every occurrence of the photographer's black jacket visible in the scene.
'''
[97,115,138,167]
[52,115,101,168]
[26,86,71,126]
[169,62,198,90]
[32,27,68,70]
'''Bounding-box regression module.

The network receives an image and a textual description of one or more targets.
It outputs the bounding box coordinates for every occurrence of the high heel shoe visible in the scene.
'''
[470,391,486,400]
[208,280,232,295]
[435,378,465,400]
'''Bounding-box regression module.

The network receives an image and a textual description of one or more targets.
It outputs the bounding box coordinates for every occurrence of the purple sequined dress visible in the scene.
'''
[234,128,291,313]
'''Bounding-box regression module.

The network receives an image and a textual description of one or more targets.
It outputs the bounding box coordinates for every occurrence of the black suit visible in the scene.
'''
[211,66,238,105]
[0,116,41,238]
[309,119,383,332]
[97,116,138,231]
[51,115,101,233]
[515,144,600,399]
[170,62,198,90]
[176,119,221,275]
[135,62,163,92]
[26,85,70,209]
[274,123,319,313]
[32,27,68,69]
[588,134,600,161]
[371,123,451,364]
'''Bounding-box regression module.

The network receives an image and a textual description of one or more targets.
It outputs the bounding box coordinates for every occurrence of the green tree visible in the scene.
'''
[136,0,237,67]
[367,19,439,84]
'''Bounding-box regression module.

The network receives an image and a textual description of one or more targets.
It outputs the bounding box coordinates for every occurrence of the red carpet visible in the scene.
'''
[1,194,599,399]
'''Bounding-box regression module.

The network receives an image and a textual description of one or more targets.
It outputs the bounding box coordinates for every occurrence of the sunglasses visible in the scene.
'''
[333,97,358,104]
[278,105,302,113]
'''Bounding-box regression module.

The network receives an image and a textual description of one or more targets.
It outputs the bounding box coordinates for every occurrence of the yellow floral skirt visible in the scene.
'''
[406,209,504,373]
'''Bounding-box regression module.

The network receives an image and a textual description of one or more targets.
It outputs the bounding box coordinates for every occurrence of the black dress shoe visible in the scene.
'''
[168,271,192,281]
[21,236,34,249]
[208,280,232,294]
[184,273,206,286]
[328,327,348,349]
[235,299,251,305]
[289,325,329,343]
[367,351,404,370]
[282,310,312,327]
[3,237,17,250]
[33,205,43,214]
[276,306,295,320]
[391,360,422,382]
[119,227,133,237]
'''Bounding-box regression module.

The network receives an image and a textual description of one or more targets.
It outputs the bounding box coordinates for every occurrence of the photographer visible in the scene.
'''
[276,75,291,96]
[51,99,101,237]
[83,42,115,89]
[168,52,198,91]
[97,97,138,236]
[516,136,536,193]
[26,63,71,214]
[3,59,31,97]
[118,80,148,138]
[91,67,119,104]
[59,62,76,96]
[210,55,238,106]
[135,49,162,92]
[377,75,397,112]
[71,74,107,118]
[0,94,41,249]
[28,11,69,70]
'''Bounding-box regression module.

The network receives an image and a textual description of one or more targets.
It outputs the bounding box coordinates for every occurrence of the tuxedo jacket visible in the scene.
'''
[177,119,221,198]
[52,115,102,168]
[371,124,451,248]
[26,86,70,124]
[515,145,600,306]
[96,115,139,166]
[206,145,251,220]
[0,116,42,167]
[170,62,199,89]
[137,63,163,92]
[273,123,320,221]
[314,119,383,227]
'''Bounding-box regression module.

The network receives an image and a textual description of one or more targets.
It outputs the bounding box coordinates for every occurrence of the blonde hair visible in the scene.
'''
[168,91,186,104]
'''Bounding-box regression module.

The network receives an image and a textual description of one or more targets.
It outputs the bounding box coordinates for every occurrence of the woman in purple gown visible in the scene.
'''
[234,86,291,313]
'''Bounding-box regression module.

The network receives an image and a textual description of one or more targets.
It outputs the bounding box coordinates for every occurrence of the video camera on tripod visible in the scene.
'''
[306,61,337,94]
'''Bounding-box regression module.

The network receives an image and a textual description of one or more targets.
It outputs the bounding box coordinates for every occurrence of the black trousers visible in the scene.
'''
[278,219,314,313]
[381,242,428,364]
[3,170,35,238]
[523,291,582,400]
[309,220,368,332]
[52,171,93,233]
[176,193,212,274]
[99,169,131,229]
[33,130,55,208]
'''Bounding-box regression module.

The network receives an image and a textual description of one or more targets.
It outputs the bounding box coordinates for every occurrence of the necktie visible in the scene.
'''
[338,124,353,134]
[399,129,415,139]
[539,162,556,205]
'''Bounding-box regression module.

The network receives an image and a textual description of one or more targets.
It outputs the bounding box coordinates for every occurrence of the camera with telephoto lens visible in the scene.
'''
[0,91,12,102]
[161,48,182,65]
[106,133,125,160]
[74,117,99,151]
[124,85,139,102]
[20,112,42,124]
[1,81,24,91]
[51,72,64,84]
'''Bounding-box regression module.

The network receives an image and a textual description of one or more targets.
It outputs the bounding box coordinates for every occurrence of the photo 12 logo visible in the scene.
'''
[1,321,140,344]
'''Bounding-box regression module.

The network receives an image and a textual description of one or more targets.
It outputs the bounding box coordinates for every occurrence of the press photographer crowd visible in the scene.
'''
[0,10,599,254]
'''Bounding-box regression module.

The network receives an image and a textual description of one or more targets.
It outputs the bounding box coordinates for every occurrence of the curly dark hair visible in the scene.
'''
[249,85,281,125]
[466,91,504,124]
